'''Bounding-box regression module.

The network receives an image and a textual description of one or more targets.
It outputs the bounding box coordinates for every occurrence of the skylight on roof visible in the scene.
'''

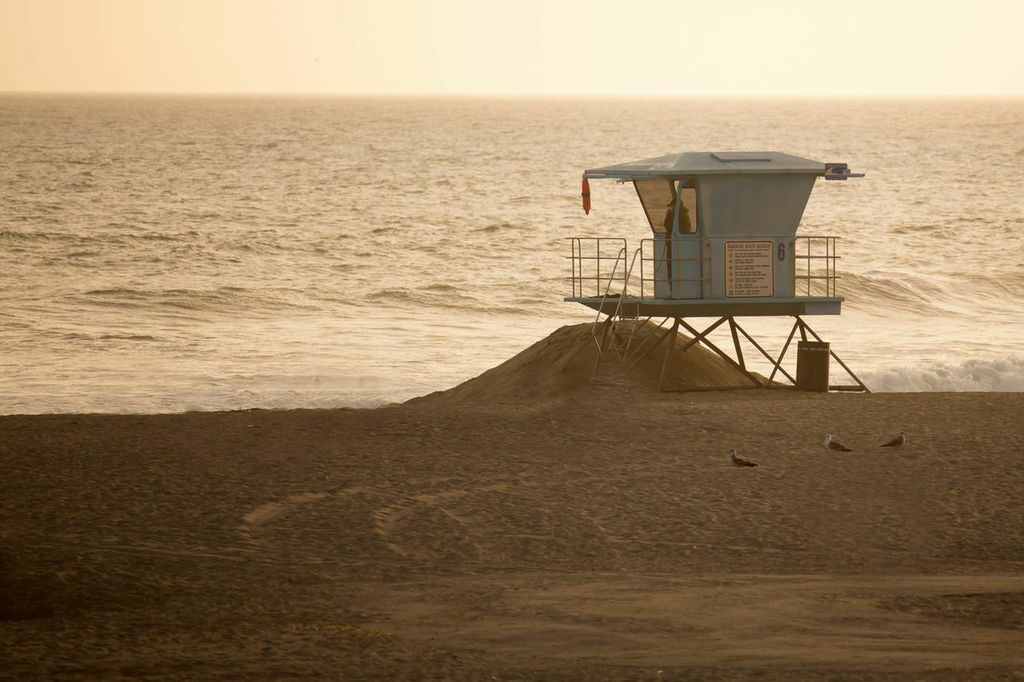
[711,152,773,163]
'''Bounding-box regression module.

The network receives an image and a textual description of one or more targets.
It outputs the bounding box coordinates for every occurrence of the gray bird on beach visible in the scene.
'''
[880,431,906,448]
[823,434,853,452]
[728,448,759,467]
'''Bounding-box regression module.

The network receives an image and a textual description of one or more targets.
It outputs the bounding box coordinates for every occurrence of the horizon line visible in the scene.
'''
[2,90,1023,99]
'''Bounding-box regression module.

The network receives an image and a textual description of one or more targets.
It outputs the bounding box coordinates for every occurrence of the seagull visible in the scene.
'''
[728,448,759,467]
[880,431,906,448]
[823,434,853,452]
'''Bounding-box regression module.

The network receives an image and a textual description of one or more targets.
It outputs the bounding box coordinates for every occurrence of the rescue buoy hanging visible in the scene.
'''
[581,176,591,215]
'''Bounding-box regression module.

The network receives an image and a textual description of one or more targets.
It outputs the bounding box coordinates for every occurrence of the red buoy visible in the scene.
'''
[581,176,591,215]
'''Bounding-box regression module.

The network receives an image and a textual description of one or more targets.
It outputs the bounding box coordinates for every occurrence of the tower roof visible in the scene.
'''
[584,151,826,179]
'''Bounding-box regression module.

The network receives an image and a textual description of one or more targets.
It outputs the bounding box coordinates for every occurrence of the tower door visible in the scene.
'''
[669,186,702,299]
[634,180,702,299]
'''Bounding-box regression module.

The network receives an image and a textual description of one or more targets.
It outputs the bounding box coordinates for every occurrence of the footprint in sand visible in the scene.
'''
[239,481,516,560]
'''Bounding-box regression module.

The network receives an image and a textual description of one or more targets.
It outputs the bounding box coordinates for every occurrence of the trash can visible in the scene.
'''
[796,341,830,392]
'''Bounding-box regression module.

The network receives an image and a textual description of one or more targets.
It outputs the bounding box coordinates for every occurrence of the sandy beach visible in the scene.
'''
[3,325,1024,679]
[3,1,1022,677]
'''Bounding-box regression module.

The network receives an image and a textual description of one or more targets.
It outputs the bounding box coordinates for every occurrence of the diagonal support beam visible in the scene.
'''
[677,318,762,387]
[767,317,801,385]
[658,317,728,391]
[626,317,674,371]
[675,316,729,353]
[732,318,797,386]
[728,317,746,371]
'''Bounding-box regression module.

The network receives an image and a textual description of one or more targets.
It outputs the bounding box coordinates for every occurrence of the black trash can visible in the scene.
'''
[796,341,830,392]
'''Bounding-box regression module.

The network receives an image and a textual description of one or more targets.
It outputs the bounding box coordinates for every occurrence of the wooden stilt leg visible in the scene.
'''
[657,318,681,391]
[728,317,746,371]
[767,318,801,385]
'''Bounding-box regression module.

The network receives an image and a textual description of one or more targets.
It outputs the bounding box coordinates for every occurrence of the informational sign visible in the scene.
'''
[725,241,774,297]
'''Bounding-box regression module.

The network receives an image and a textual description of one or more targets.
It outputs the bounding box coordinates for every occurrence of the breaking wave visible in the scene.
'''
[864,355,1024,392]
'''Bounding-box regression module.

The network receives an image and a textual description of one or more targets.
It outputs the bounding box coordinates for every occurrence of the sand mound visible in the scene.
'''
[409,321,761,406]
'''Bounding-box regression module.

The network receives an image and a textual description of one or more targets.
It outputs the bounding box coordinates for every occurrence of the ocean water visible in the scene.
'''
[1,94,1022,414]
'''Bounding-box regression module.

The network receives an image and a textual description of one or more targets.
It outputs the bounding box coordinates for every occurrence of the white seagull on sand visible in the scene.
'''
[880,431,906,448]
[823,434,853,452]
[728,448,759,467]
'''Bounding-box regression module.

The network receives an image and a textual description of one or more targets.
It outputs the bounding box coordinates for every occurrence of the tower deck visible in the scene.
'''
[565,295,842,318]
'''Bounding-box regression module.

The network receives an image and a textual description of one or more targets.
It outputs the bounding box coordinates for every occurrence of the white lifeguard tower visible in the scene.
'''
[568,150,868,392]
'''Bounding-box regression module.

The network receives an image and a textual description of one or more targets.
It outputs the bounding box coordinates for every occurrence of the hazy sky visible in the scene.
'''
[1,0,1022,95]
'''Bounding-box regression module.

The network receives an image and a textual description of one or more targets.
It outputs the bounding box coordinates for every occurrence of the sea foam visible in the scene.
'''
[864,355,1024,392]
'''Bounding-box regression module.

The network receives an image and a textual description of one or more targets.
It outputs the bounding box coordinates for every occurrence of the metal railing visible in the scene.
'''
[638,238,712,300]
[566,237,629,298]
[567,237,712,301]
[794,236,841,298]
[568,235,841,300]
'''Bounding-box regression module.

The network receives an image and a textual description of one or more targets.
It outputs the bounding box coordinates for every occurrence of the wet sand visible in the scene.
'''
[3,327,1024,678]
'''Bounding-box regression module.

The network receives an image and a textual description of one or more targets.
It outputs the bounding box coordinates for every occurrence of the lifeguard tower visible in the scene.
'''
[568,151,868,392]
